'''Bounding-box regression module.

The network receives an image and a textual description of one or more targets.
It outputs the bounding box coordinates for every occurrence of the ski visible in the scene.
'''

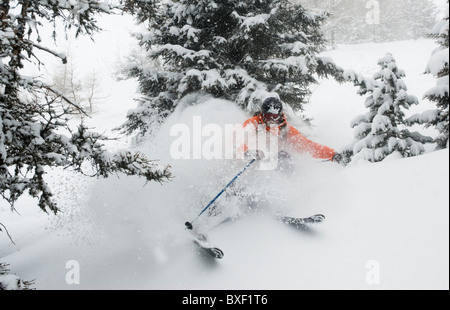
[277,214,325,228]
[191,232,224,259]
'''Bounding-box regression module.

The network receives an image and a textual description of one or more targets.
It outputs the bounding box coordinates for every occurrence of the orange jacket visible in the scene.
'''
[240,114,336,161]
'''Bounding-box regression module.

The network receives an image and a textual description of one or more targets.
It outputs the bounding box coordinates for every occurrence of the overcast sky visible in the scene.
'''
[28,0,448,85]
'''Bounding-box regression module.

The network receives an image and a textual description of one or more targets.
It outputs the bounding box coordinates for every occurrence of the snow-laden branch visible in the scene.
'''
[0,223,15,245]
[29,42,67,64]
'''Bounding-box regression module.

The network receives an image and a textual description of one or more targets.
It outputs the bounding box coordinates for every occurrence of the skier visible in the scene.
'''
[186,97,336,255]
[239,97,343,166]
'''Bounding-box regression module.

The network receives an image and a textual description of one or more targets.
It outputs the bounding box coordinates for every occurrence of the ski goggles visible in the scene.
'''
[262,113,282,123]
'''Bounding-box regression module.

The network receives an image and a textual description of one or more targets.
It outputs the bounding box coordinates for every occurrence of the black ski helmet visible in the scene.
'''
[261,97,283,115]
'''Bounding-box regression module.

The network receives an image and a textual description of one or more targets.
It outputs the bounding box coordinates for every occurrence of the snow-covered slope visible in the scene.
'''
[0,39,448,290]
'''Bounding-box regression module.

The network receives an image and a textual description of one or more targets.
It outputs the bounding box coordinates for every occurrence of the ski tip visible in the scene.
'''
[194,241,224,259]
[312,214,325,222]
[211,248,224,259]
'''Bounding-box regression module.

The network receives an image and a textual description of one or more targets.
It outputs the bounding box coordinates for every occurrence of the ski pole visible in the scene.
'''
[185,159,256,230]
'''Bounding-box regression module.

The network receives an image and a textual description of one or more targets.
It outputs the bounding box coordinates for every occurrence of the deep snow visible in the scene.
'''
[0,36,448,289]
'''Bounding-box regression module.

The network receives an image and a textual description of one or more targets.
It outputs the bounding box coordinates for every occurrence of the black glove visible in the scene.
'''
[332,152,343,164]
[245,150,265,160]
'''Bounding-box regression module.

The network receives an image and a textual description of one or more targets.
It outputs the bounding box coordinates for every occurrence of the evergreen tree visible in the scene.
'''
[405,0,439,40]
[297,0,368,45]
[121,0,344,137]
[1,1,172,232]
[379,0,437,42]
[349,53,430,163]
[0,263,34,290]
[298,0,438,44]
[407,4,449,149]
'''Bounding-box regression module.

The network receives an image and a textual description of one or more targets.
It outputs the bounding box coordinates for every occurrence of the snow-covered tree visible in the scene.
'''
[407,4,449,150]
[120,0,344,137]
[52,53,107,115]
[1,1,172,234]
[349,53,430,163]
[295,0,368,45]
[297,0,438,44]
[405,0,439,40]
[0,263,34,290]
[51,48,85,112]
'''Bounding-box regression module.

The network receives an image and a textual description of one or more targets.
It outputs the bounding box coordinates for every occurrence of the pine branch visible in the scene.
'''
[39,84,89,116]
[29,41,67,64]
[0,223,15,245]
